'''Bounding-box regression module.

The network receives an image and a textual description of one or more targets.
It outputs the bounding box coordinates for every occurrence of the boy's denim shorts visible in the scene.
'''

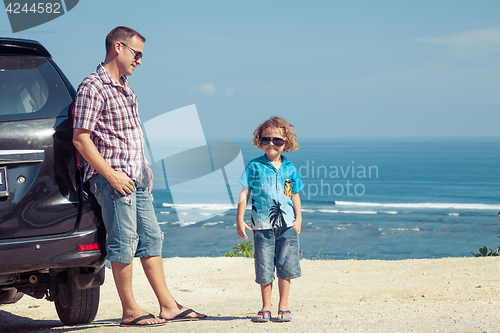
[253,225,301,285]
[89,173,163,264]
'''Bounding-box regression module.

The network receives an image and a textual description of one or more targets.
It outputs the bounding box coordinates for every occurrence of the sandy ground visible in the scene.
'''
[0,257,499,332]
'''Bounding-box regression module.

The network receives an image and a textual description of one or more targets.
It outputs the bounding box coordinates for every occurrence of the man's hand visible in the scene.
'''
[73,128,135,196]
[148,180,154,195]
[108,170,135,196]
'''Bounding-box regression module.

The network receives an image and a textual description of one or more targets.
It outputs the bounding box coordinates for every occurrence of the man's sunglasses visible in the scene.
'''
[260,137,286,147]
[120,42,143,61]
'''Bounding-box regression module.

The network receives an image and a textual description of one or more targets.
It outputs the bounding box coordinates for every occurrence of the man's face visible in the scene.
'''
[117,35,144,77]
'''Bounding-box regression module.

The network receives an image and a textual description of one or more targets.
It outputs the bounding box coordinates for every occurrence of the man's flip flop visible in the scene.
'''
[253,310,271,322]
[164,309,207,322]
[277,310,292,322]
[120,313,166,327]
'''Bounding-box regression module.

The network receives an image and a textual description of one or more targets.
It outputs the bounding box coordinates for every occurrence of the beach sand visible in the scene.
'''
[0,257,499,332]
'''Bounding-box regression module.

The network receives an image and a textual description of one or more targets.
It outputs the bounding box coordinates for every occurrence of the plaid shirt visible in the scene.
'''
[73,63,152,183]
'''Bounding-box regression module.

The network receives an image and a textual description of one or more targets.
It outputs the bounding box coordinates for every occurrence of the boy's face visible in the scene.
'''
[260,126,286,161]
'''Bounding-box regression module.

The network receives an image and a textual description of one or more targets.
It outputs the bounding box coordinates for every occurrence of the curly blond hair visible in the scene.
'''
[252,116,299,152]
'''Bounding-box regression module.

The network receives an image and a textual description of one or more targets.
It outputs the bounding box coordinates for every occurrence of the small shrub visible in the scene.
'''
[471,246,500,257]
[224,240,254,258]
[472,212,500,257]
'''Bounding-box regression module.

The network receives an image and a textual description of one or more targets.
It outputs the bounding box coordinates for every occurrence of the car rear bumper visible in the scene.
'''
[0,229,106,275]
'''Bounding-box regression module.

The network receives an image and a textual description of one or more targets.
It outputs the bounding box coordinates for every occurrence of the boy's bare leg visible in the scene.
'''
[111,261,165,325]
[140,256,205,319]
[257,282,273,319]
[278,278,292,319]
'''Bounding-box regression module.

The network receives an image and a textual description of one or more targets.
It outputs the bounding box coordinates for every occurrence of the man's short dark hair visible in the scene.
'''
[105,26,146,54]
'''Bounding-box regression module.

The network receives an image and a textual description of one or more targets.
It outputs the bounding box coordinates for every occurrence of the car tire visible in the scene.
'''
[0,289,24,304]
[55,268,100,325]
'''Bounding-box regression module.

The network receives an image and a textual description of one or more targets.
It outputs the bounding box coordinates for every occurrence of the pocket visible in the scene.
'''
[89,177,101,204]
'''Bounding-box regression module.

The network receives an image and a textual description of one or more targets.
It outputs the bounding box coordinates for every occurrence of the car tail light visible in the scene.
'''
[77,243,102,252]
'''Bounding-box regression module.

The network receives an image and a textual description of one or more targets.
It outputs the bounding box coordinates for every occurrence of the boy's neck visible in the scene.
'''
[266,154,283,169]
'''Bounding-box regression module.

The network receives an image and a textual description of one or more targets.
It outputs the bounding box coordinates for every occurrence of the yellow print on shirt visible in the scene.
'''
[284,179,292,197]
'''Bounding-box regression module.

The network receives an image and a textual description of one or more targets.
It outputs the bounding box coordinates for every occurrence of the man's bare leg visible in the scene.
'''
[140,256,205,319]
[111,261,165,325]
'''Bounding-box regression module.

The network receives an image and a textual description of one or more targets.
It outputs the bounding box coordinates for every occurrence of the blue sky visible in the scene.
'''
[2,1,500,139]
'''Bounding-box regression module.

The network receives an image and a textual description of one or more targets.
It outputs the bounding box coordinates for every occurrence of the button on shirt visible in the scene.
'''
[239,154,304,230]
[73,63,152,183]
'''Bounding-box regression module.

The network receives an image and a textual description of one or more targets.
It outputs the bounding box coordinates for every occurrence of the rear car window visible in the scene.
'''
[0,55,72,120]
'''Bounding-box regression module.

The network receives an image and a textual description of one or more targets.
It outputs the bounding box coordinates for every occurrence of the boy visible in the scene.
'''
[237,116,303,322]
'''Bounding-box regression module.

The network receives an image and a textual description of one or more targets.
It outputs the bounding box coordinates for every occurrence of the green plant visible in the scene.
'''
[471,212,500,257]
[224,240,254,258]
[471,246,500,257]
[224,250,239,257]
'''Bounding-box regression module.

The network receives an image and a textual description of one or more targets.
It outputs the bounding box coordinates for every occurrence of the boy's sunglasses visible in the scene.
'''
[260,137,286,147]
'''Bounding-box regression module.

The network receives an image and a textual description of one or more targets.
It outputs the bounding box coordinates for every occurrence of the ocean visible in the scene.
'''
[152,137,500,260]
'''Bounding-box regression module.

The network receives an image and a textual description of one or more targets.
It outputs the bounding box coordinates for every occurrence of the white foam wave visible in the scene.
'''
[203,221,224,226]
[162,203,235,210]
[178,221,197,226]
[378,227,421,232]
[335,201,500,210]
[317,209,377,215]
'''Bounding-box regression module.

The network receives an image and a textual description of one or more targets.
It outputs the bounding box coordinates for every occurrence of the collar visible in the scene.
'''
[97,63,128,89]
[258,154,291,169]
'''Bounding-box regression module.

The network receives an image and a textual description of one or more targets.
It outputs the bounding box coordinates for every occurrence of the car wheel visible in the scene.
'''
[55,268,100,325]
[0,289,24,304]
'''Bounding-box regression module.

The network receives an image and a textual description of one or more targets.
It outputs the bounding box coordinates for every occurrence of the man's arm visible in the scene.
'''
[72,128,135,196]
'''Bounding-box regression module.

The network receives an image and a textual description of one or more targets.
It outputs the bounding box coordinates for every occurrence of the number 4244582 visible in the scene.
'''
[5,3,61,14]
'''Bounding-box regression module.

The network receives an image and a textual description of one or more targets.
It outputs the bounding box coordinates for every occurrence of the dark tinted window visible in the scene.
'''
[0,56,72,120]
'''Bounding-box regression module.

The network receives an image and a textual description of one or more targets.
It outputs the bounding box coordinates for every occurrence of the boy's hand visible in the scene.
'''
[293,218,302,235]
[237,221,252,240]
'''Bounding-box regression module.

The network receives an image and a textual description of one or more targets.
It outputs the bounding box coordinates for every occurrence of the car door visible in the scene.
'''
[0,52,79,239]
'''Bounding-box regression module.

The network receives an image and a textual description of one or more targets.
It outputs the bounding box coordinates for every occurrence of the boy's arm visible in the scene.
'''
[236,186,252,240]
[291,192,302,234]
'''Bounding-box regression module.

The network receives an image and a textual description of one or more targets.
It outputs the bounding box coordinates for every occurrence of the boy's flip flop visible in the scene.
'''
[120,313,166,327]
[164,309,207,322]
[277,310,292,322]
[254,310,271,322]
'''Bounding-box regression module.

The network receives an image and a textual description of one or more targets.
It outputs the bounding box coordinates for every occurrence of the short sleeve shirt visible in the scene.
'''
[239,154,304,230]
[73,63,152,183]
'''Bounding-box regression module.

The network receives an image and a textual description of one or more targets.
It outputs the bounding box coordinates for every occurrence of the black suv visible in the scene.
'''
[0,38,106,325]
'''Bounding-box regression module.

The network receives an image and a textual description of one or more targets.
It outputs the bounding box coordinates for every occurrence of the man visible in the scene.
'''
[73,26,205,326]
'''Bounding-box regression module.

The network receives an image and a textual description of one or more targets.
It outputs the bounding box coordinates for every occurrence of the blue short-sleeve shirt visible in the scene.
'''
[239,154,304,230]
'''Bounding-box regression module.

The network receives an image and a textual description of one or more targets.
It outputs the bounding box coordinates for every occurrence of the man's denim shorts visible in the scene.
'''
[89,173,163,264]
[253,225,301,285]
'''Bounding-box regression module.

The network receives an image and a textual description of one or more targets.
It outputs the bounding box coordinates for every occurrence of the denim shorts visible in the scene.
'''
[253,225,301,285]
[89,173,163,264]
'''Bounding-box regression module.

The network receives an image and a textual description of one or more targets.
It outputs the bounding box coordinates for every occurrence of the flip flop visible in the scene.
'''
[120,313,166,327]
[164,309,207,322]
[277,310,292,322]
[254,310,271,322]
